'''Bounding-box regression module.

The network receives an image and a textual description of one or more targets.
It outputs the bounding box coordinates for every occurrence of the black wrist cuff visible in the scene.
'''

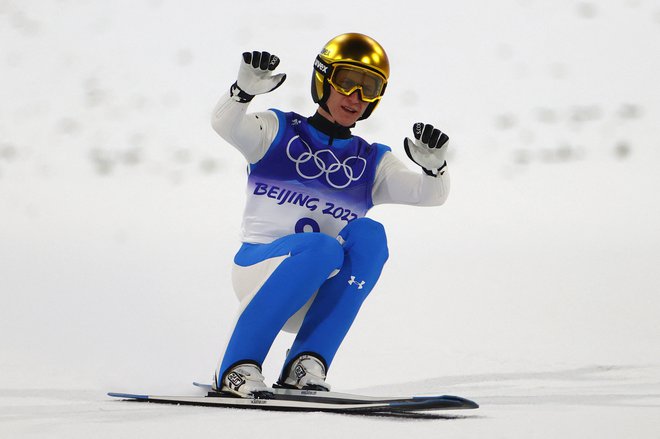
[422,161,447,177]
[230,81,254,103]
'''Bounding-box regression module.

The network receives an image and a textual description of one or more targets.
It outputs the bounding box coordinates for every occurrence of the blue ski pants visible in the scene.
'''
[217,217,389,381]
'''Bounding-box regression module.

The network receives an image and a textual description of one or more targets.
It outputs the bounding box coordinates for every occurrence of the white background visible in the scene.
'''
[1,0,659,437]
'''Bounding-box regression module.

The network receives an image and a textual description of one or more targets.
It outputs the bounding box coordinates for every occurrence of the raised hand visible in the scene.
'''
[231,51,287,102]
[403,122,449,176]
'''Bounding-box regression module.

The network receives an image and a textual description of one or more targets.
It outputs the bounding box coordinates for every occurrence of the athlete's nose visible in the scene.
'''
[347,90,362,103]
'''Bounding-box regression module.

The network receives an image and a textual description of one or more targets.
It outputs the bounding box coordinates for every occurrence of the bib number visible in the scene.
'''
[295,217,320,233]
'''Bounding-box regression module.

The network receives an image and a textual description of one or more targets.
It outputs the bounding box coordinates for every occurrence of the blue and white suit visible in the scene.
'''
[212,95,450,383]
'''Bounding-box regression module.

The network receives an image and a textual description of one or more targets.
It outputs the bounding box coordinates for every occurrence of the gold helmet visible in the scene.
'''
[312,33,390,120]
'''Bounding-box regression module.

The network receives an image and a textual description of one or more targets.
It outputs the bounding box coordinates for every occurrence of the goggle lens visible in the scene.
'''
[328,65,385,102]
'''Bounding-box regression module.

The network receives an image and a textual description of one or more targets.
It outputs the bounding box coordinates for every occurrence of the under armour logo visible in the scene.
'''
[348,276,365,290]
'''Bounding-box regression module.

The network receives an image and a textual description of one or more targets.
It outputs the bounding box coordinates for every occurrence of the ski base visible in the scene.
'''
[108,387,478,414]
[192,381,475,406]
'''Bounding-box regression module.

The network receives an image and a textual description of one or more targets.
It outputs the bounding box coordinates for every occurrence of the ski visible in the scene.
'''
[192,381,476,406]
[108,387,478,414]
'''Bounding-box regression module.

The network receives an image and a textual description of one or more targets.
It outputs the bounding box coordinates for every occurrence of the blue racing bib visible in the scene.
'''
[239,110,390,243]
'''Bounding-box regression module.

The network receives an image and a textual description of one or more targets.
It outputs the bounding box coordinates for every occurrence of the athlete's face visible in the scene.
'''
[318,87,369,127]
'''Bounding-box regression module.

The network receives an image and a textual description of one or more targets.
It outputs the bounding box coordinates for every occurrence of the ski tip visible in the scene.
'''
[108,392,149,400]
[410,395,479,409]
[443,395,479,409]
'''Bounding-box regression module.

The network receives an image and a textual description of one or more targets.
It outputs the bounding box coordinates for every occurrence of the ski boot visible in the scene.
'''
[275,354,331,391]
[216,363,273,399]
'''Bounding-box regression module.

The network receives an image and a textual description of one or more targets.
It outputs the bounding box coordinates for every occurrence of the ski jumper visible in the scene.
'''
[211,95,450,385]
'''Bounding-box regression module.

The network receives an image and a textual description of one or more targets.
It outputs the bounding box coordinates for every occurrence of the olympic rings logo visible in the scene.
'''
[286,135,366,189]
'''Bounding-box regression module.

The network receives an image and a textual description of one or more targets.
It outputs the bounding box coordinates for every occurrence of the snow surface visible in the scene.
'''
[1,0,660,437]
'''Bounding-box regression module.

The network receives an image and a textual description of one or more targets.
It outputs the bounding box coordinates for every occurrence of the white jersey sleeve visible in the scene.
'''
[210,94,279,164]
[210,94,450,207]
[371,152,450,206]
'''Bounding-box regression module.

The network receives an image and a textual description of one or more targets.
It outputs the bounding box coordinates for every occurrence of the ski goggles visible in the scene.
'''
[327,64,386,102]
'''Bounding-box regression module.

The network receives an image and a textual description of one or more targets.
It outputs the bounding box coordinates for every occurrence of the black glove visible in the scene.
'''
[230,51,287,103]
[403,122,449,176]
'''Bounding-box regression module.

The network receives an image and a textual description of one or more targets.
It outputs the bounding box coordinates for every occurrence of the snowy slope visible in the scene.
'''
[1,0,659,437]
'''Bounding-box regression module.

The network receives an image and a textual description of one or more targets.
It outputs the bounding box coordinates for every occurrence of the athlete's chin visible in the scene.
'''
[334,114,360,127]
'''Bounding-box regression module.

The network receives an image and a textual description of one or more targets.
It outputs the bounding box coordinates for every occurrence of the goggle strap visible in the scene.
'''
[313,56,331,76]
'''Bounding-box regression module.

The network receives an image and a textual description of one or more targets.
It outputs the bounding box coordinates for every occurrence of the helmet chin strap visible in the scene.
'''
[318,79,332,116]
[319,100,331,119]
[316,96,339,125]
